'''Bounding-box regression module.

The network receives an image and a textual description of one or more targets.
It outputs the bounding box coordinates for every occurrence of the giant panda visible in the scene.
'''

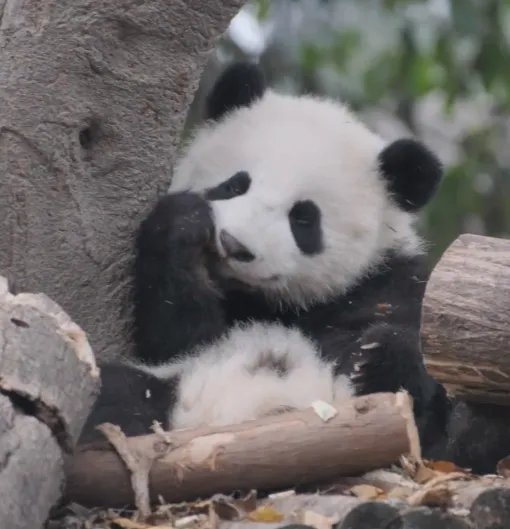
[79,62,450,457]
[431,400,510,475]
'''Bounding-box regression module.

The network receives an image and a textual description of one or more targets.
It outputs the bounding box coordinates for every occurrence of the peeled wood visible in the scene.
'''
[421,234,510,404]
[0,278,100,529]
[64,391,420,509]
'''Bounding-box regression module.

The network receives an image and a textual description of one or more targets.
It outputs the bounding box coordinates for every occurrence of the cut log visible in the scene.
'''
[0,0,245,363]
[64,391,420,509]
[0,278,100,528]
[421,234,510,405]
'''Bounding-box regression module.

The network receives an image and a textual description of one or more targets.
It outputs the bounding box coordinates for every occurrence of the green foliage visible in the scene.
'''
[254,0,272,21]
[289,0,510,260]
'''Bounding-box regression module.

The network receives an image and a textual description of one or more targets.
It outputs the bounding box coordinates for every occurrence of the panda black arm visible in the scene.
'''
[133,191,226,365]
[354,267,451,451]
[79,363,178,444]
[308,253,451,452]
[353,321,451,448]
[441,401,510,475]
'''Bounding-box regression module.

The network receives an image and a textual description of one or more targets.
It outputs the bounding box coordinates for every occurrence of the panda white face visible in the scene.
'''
[169,91,426,307]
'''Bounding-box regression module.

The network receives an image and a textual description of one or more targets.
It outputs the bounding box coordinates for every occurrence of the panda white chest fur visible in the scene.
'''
[79,62,449,459]
[145,322,353,430]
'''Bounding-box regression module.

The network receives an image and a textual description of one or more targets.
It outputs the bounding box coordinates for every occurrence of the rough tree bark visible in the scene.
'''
[0,0,245,362]
[0,277,99,528]
[64,392,420,509]
[421,234,510,405]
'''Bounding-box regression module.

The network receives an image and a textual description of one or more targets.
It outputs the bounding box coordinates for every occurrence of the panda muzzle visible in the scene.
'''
[219,230,255,262]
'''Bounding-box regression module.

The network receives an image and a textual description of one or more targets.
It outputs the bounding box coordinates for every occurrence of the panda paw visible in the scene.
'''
[139,191,215,252]
[351,323,451,456]
[351,323,424,400]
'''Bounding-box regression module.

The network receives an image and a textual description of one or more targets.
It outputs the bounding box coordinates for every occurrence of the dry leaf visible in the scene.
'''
[413,465,438,484]
[247,506,284,522]
[387,486,413,500]
[349,484,385,500]
[412,459,471,484]
[207,491,258,521]
[210,497,244,521]
[497,456,510,478]
[235,490,258,513]
[111,518,150,529]
[407,486,453,508]
[428,460,466,474]
[174,514,207,528]
[422,472,472,490]
[302,510,333,529]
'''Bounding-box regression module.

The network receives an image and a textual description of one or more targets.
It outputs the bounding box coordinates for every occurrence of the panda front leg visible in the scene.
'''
[133,190,226,365]
[78,362,179,444]
[351,322,451,454]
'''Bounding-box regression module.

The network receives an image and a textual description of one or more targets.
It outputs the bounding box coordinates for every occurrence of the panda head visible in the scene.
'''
[170,62,443,307]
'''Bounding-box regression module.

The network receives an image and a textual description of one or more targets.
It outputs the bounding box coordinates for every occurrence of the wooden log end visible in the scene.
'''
[421,234,510,405]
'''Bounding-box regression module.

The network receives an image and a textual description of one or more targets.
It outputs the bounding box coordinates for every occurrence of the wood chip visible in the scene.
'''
[311,400,337,422]
[97,424,153,520]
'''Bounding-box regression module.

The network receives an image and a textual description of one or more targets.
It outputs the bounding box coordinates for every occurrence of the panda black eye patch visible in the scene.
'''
[289,200,323,255]
[205,171,251,201]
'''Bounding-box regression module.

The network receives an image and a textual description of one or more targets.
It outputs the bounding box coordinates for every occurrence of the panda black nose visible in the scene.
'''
[219,230,255,262]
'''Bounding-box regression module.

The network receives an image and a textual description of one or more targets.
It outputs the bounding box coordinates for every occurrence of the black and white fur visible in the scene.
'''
[79,62,449,455]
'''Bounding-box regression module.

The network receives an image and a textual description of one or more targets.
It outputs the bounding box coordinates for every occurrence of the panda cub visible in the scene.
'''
[79,62,448,453]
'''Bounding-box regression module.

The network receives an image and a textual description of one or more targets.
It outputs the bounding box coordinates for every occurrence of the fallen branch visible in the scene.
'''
[0,277,100,528]
[421,233,510,405]
[64,391,420,508]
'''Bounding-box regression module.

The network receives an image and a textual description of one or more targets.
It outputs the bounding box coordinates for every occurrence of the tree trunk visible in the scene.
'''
[0,277,99,528]
[64,392,420,509]
[0,0,245,363]
[421,234,510,404]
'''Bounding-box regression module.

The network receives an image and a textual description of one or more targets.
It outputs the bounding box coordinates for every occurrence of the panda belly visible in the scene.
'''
[161,322,354,430]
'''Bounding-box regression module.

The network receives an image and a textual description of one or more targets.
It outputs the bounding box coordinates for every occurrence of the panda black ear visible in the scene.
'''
[205,62,267,122]
[378,138,443,212]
